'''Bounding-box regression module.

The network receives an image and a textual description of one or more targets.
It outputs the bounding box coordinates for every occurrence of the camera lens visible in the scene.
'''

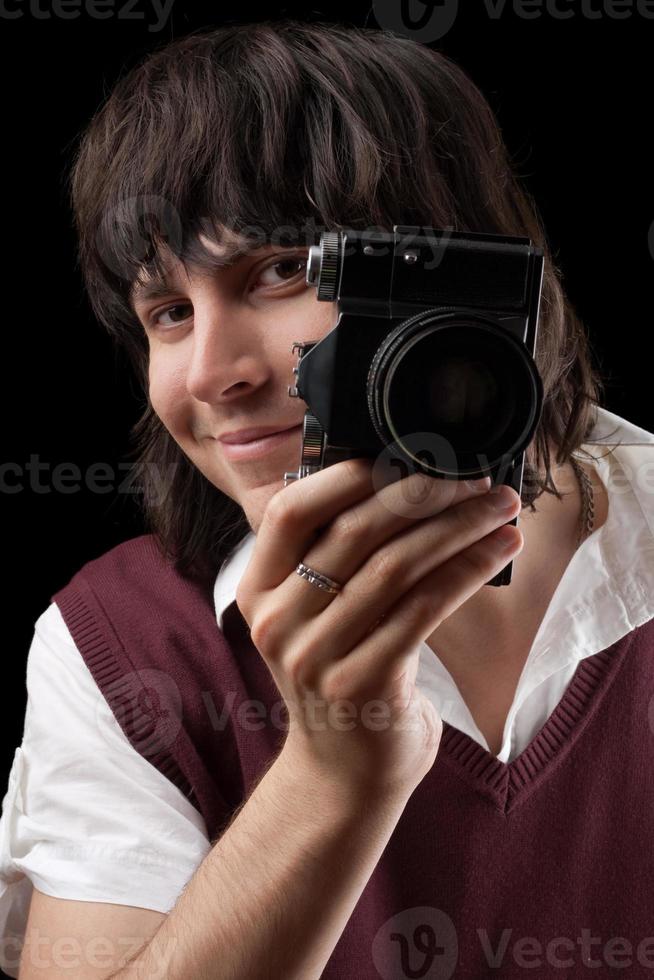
[367,309,542,478]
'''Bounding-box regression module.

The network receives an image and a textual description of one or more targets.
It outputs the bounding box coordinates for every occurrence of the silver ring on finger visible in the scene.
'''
[295,562,343,595]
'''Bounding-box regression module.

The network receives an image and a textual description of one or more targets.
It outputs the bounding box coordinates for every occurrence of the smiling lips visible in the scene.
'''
[217,422,302,444]
[217,424,304,462]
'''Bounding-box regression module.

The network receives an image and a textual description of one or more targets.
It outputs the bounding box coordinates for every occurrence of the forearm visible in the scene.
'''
[110,749,410,980]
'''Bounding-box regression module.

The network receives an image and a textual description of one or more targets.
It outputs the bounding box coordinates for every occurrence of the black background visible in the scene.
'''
[1,2,652,972]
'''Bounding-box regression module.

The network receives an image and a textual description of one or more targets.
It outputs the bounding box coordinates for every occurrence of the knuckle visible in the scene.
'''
[283,646,318,689]
[455,540,492,577]
[454,498,485,536]
[404,590,436,625]
[343,456,372,484]
[320,662,355,703]
[264,457,371,532]
[250,606,282,653]
[264,489,299,531]
[367,545,399,585]
[330,505,366,541]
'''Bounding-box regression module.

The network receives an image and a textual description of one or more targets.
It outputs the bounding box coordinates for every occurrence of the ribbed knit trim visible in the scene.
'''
[53,583,197,808]
[438,637,630,813]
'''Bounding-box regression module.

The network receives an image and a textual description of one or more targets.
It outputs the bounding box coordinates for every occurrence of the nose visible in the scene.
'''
[185,296,270,404]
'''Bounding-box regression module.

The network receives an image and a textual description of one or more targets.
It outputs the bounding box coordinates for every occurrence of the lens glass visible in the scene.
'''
[383,321,535,469]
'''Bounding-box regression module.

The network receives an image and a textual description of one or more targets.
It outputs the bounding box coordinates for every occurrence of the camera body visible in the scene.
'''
[284,225,545,587]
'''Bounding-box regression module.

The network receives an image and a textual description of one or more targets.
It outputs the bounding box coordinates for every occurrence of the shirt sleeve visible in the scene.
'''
[0,601,212,960]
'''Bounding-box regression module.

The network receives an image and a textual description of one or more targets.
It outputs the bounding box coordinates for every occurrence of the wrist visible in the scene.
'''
[274,738,414,816]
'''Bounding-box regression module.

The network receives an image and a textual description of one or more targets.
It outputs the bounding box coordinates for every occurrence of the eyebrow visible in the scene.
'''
[128,241,297,312]
[129,278,184,310]
[129,253,242,312]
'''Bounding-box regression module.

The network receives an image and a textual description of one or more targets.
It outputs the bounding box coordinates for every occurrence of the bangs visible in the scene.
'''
[71,18,465,329]
[93,183,322,300]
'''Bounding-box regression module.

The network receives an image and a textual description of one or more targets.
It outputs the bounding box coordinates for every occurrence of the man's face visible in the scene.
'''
[131,234,338,534]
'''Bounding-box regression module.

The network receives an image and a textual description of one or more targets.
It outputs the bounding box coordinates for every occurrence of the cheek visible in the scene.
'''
[147,357,186,431]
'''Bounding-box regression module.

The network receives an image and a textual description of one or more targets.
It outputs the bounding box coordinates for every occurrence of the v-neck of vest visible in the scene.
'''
[434,640,627,814]
[222,599,631,816]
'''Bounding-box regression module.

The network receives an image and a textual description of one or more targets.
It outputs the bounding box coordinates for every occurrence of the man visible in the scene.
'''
[2,18,653,980]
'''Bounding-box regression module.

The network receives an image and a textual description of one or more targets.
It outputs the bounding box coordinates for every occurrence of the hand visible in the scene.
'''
[235,459,523,801]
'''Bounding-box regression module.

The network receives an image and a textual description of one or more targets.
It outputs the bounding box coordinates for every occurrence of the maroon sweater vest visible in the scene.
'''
[52,534,654,979]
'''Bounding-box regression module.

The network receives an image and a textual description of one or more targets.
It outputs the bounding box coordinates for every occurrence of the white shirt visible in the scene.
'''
[1,405,653,976]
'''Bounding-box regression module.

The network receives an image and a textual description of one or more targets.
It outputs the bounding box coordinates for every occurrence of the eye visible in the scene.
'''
[144,253,309,332]
[255,254,308,289]
[148,304,193,330]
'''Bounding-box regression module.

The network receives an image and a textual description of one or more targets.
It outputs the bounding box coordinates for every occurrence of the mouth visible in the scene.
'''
[218,425,303,462]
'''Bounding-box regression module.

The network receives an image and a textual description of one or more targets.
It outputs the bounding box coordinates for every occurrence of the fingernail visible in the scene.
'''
[488,484,519,511]
[464,477,491,492]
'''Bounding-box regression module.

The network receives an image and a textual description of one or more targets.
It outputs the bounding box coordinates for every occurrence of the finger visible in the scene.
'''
[318,524,523,702]
[238,456,491,605]
[282,488,521,685]
[285,470,501,618]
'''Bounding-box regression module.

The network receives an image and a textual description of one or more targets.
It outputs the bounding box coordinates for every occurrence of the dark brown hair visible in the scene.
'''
[67,18,609,591]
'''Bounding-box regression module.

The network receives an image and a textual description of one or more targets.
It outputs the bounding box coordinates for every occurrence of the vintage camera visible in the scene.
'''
[283,225,545,587]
